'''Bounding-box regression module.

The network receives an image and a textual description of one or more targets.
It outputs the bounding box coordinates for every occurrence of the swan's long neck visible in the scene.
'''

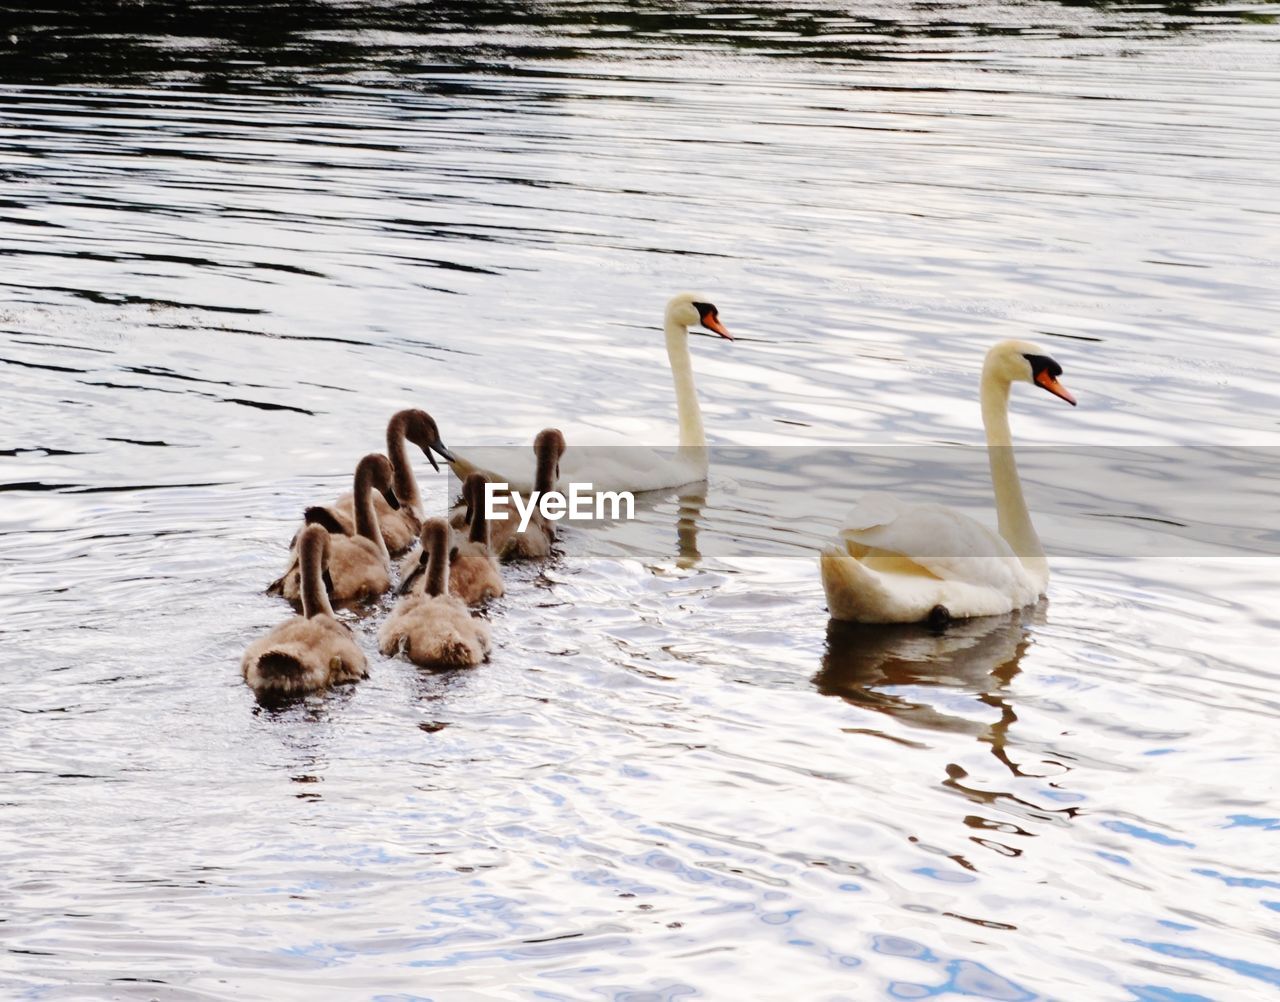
[424,532,448,597]
[468,483,489,546]
[387,415,423,517]
[665,319,706,451]
[353,463,390,561]
[980,366,1046,576]
[534,445,557,495]
[299,531,336,619]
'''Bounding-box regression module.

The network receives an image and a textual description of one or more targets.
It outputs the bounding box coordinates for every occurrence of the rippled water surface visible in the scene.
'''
[3,2,1280,999]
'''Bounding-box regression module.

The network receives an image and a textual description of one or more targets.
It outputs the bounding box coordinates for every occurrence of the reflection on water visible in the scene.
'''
[4,0,1275,88]
[818,609,1035,779]
[3,0,1280,999]
[675,483,707,570]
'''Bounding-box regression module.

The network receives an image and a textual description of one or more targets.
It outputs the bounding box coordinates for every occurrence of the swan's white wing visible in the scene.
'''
[563,446,706,494]
[451,442,706,495]
[838,495,1028,595]
[839,492,909,531]
[449,447,535,493]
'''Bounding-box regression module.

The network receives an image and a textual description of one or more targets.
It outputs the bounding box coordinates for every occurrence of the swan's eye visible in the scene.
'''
[1022,353,1062,379]
[1023,353,1076,406]
[692,302,732,340]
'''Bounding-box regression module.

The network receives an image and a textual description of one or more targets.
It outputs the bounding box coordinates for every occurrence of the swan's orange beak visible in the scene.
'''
[701,314,732,340]
[1036,370,1076,406]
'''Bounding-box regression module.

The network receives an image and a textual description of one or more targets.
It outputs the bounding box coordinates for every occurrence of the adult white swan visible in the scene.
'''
[448,292,732,494]
[820,340,1077,625]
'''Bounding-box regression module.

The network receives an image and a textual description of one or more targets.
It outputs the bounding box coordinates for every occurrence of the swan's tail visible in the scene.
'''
[244,648,321,696]
[820,546,897,624]
[255,650,305,680]
[420,630,480,668]
[440,636,475,666]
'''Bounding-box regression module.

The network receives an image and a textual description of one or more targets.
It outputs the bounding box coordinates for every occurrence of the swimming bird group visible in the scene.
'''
[245,409,560,696]
[243,292,1078,697]
[243,292,731,697]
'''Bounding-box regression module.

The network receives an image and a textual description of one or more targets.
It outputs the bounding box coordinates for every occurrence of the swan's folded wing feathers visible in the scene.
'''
[450,443,705,496]
[840,500,1025,591]
[838,492,906,532]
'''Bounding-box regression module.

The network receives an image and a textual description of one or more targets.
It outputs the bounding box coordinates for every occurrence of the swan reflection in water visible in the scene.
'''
[675,482,707,569]
[622,480,708,571]
[816,603,1047,780]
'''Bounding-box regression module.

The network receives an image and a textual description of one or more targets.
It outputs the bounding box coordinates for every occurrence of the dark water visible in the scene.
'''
[3,3,1279,999]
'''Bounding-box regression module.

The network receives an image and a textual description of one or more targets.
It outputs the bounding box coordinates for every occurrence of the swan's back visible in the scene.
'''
[451,443,704,495]
[378,594,490,668]
[325,534,392,604]
[272,524,392,608]
[838,493,1041,594]
[825,494,1044,623]
[242,615,367,696]
[329,490,418,553]
[451,539,505,603]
